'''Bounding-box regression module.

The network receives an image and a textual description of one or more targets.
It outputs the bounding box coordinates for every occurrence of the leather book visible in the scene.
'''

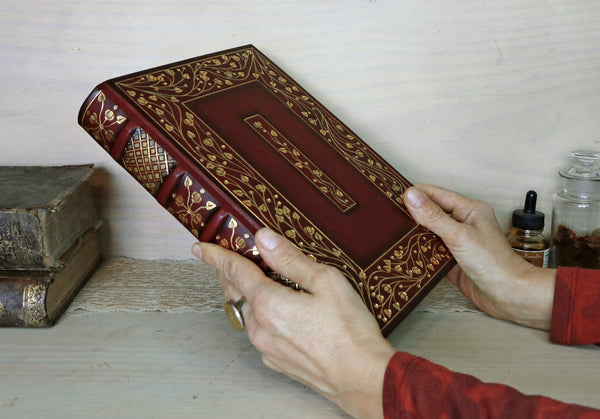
[0,224,101,327]
[0,165,98,270]
[78,45,455,336]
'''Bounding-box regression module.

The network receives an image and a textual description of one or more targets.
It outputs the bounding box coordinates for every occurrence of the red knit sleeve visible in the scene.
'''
[550,266,600,345]
[383,352,600,418]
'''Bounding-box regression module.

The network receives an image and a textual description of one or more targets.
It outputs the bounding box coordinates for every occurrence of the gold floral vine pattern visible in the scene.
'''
[166,175,218,238]
[215,216,260,260]
[80,91,128,151]
[244,114,357,213]
[114,47,451,328]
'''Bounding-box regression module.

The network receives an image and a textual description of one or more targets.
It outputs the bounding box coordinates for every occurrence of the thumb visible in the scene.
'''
[255,228,320,291]
[403,186,463,244]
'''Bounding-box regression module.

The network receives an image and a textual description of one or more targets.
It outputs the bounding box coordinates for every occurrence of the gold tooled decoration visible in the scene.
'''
[22,283,45,327]
[80,91,128,151]
[121,127,177,195]
[114,47,452,331]
[245,114,356,212]
[167,175,217,238]
[215,216,258,259]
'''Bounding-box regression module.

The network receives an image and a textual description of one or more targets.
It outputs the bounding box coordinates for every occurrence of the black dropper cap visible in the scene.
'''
[512,190,545,230]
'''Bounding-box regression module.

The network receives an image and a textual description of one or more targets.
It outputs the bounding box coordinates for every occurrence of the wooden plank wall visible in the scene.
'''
[1,0,598,259]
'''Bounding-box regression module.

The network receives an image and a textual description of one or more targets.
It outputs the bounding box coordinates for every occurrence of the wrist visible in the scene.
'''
[335,340,395,419]
[497,263,557,330]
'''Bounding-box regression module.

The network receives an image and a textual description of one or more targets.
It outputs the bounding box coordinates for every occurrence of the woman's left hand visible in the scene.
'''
[192,228,395,419]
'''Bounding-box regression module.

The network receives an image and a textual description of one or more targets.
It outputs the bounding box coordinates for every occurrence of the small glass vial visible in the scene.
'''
[507,190,549,268]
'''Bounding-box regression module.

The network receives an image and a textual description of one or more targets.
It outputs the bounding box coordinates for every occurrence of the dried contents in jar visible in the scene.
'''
[554,225,600,269]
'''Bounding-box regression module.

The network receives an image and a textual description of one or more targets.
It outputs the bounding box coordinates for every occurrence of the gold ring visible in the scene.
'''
[224,297,247,332]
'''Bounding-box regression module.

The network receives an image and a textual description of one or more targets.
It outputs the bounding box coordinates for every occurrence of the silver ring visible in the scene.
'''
[224,297,247,332]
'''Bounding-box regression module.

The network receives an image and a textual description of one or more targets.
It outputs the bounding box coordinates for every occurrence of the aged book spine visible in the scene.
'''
[0,224,101,327]
[0,166,98,271]
[78,84,266,267]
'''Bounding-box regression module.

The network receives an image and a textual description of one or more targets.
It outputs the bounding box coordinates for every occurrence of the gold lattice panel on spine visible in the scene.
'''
[120,127,177,195]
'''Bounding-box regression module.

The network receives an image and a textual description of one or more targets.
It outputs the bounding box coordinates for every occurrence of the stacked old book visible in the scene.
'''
[0,165,101,327]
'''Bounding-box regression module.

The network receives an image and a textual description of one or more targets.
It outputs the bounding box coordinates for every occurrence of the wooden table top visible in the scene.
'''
[1,259,598,418]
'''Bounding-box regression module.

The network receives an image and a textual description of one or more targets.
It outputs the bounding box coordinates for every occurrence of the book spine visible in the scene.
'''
[0,224,102,327]
[78,84,266,268]
[0,274,51,327]
[0,210,46,269]
[0,166,97,271]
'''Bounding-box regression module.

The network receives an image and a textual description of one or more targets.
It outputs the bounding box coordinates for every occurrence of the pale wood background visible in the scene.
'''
[2,0,598,260]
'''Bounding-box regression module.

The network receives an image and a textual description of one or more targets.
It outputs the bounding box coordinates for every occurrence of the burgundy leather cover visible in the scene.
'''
[78,45,455,336]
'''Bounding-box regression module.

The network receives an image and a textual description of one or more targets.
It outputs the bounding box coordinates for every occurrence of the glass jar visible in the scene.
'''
[551,150,600,269]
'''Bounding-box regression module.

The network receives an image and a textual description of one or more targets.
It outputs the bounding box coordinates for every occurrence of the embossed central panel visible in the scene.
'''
[244,114,357,213]
[185,81,416,268]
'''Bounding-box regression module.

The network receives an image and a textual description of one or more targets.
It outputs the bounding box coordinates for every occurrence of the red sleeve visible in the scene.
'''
[550,266,600,345]
[383,351,600,418]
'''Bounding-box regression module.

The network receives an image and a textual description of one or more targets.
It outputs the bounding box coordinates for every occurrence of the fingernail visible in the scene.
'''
[191,242,203,259]
[256,228,283,251]
[405,187,426,208]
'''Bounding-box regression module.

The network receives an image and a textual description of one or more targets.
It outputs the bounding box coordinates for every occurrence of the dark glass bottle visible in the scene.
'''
[507,190,549,268]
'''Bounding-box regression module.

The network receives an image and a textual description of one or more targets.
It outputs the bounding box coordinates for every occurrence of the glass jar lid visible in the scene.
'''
[560,150,600,199]
[560,150,600,180]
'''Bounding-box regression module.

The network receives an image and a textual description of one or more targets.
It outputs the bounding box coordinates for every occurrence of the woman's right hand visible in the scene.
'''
[403,184,556,330]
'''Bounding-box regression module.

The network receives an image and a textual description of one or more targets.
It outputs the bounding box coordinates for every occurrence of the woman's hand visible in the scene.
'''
[192,228,395,419]
[403,184,556,330]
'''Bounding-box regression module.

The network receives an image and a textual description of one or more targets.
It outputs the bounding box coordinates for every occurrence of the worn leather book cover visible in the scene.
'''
[0,224,101,327]
[0,165,98,270]
[78,45,455,336]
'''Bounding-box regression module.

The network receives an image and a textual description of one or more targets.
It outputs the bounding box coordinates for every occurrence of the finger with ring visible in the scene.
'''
[224,297,248,332]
